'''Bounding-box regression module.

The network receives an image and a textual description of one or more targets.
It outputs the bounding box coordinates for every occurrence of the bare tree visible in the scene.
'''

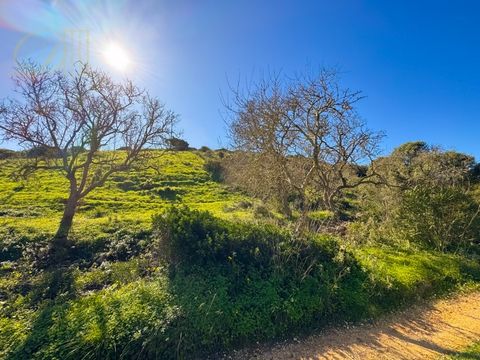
[223,150,296,217]
[0,61,178,252]
[226,69,383,218]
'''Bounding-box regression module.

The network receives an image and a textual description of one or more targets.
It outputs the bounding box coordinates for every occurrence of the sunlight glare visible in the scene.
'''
[102,42,131,72]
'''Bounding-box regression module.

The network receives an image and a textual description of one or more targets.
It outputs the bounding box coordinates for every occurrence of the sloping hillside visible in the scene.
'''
[0,150,252,237]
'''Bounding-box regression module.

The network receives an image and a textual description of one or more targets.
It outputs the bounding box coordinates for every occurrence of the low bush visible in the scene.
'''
[203,159,225,182]
[0,230,50,263]
[167,137,189,151]
[350,184,480,252]
[152,206,338,274]
[253,203,273,218]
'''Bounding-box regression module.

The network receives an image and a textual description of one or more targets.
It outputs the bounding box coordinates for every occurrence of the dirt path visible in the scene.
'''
[227,291,480,360]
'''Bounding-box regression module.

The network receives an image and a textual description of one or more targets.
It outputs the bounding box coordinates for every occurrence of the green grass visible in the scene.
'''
[356,246,480,292]
[445,343,480,359]
[0,151,252,238]
[354,246,480,315]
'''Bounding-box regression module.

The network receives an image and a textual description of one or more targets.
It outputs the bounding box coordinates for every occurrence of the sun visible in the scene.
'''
[102,42,131,72]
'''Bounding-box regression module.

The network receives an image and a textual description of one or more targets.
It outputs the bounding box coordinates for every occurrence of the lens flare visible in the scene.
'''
[0,0,153,78]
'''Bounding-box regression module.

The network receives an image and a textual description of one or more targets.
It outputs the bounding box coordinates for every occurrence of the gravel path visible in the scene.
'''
[227,291,480,360]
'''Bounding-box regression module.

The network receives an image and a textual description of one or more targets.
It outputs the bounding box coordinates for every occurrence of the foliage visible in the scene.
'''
[152,206,295,269]
[1,140,480,359]
[377,142,475,189]
[0,148,18,160]
[25,146,61,159]
[393,186,480,251]
[350,142,480,251]
[199,146,211,152]
[167,137,189,151]
[203,158,225,182]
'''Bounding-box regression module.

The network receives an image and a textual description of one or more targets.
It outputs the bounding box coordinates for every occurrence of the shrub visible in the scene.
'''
[203,159,225,182]
[25,145,61,159]
[394,186,480,251]
[167,137,189,151]
[199,146,211,152]
[237,200,253,209]
[156,187,185,201]
[152,206,346,273]
[98,228,151,262]
[153,206,267,268]
[0,148,17,160]
[253,203,272,218]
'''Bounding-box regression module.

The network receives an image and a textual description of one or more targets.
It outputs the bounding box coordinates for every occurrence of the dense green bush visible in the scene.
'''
[25,145,61,159]
[152,206,323,272]
[394,186,480,251]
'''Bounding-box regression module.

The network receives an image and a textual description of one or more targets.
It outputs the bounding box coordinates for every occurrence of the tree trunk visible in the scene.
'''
[52,192,78,260]
[322,190,335,212]
[278,193,292,218]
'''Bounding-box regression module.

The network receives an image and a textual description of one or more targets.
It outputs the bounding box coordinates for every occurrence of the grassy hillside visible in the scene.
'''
[1,150,480,359]
[0,151,251,237]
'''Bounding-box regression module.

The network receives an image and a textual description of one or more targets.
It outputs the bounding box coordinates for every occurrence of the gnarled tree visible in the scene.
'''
[226,69,383,218]
[0,61,178,253]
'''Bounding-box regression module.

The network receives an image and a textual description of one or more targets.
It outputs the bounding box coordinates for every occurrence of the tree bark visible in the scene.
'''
[279,193,293,218]
[52,191,78,260]
[322,190,335,212]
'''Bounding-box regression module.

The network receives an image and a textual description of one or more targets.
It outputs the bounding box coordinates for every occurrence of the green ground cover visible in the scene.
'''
[1,151,479,359]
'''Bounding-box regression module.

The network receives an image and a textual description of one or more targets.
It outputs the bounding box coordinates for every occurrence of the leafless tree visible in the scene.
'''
[223,150,296,217]
[226,69,383,218]
[0,61,178,252]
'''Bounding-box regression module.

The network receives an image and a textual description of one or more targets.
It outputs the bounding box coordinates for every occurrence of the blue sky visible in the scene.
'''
[0,0,479,158]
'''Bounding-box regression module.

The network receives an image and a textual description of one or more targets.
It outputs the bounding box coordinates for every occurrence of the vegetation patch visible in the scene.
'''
[1,208,479,359]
